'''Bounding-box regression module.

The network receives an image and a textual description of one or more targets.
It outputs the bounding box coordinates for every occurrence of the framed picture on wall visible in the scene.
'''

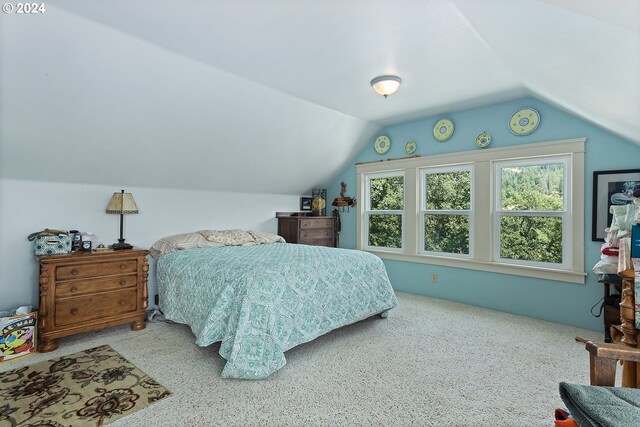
[592,168,640,241]
[300,196,313,211]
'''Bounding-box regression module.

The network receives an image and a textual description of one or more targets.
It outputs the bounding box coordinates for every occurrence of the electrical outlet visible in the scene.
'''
[431,273,438,283]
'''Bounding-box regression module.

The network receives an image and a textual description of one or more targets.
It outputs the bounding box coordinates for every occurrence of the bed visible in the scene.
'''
[155,236,398,379]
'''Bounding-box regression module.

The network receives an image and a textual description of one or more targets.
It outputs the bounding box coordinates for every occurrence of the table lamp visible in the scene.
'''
[106,189,138,250]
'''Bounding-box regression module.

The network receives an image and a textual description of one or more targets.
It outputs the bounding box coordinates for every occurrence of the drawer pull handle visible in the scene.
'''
[119,300,127,306]
[70,308,78,315]
[71,269,78,276]
[71,286,78,293]
[120,264,127,270]
[120,279,127,286]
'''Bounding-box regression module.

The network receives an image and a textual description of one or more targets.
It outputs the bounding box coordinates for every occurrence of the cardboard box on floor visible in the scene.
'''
[0,309,37,363]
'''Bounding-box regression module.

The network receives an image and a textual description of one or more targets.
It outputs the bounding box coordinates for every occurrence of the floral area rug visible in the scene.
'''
[0,344,170,426]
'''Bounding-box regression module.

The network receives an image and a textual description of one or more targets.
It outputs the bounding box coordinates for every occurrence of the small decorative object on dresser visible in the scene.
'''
[276,213,336,247]
[37,249,149,352]
[27,229,72,256]
[311,188,327,216]
[332,181,357,212]
[300,196,313,211]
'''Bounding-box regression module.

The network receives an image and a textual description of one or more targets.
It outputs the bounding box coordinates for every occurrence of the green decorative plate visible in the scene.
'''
[405,140,417,154]
[374,135,391,154]
[509,107,540,136]
[433,118,454,142]
[475,131,492,148]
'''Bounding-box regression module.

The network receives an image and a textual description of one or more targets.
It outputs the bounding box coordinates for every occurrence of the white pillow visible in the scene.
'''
[249,231,285,244]
[199,229,255,246]
[150,230,286,257]
[149,232,221,258]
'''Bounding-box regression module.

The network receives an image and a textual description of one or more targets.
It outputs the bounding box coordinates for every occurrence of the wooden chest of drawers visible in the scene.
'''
[277,216,336,247]
[38,249,149,352]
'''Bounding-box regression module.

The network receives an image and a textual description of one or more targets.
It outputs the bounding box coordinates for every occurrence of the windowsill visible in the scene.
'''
[365,250,587,284]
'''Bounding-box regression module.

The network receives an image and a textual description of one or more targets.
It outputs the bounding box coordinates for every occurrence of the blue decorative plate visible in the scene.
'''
[405,141,417,154]
[374,135,391,154]
[433,118,454,142]
[475,132,492,148]
[509,107,540,136]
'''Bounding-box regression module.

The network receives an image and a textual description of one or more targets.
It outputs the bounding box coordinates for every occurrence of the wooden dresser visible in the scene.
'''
[277,215,336,247]
[38,249,149,352]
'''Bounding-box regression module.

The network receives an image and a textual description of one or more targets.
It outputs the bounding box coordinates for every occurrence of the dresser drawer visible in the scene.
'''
[300,228,332,240]
[55,289,138,326]
[299,218,334,230]
[56,260,138,280]
[56,274,137,298]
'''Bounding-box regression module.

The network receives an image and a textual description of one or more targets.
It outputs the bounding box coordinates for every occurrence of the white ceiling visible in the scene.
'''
[1,0,638,194]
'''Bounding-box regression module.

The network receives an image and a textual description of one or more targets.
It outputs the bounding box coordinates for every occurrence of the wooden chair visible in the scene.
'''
[580,268,639,387]
[584,340,640,387]
[557,266,640,425]
[559,341,640,427]
[611,269,639,387]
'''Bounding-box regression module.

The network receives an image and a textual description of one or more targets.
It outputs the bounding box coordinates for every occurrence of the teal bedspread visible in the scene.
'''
[157,243,398,379]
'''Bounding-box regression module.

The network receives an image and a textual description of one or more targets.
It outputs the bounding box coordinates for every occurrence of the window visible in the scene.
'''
[356,138,586,283]
[421,166,473,256]
[495,157,570,268]
[364,171,404,251]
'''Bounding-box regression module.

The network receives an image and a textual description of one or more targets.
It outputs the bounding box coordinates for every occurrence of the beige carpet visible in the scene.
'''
[0,292,601,426]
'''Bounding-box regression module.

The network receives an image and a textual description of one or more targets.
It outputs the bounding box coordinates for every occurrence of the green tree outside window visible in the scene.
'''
[368,176,403,248]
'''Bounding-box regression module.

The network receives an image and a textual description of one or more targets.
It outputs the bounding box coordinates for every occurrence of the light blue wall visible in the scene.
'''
[329,96,640,331]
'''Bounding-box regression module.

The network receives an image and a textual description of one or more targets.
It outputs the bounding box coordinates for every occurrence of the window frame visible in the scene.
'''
[356,138,586,284]
[419,164,474,258]
[493,156,571,269]
[363,170,405,253]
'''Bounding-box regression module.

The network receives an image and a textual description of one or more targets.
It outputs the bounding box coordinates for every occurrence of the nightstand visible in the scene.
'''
[37,249,149,352]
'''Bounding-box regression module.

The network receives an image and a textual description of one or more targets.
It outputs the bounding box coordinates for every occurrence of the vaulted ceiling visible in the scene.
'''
[1,0,638,194]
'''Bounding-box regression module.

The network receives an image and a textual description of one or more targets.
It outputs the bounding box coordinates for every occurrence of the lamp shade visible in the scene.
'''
[370,75,402,98]
[106,190,139,215]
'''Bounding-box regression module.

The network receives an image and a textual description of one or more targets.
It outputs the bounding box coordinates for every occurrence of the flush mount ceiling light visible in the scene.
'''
[370,75,402,98]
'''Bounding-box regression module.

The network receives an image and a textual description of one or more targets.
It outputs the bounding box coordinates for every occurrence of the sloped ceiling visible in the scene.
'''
[1,0,638,195]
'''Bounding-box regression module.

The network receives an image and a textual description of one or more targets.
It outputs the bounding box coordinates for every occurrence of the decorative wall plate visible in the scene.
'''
[509,107,540,136]
[475,132,492,148]
[405,140,417,154]
[374,135,391,154]
[433,118,454,142]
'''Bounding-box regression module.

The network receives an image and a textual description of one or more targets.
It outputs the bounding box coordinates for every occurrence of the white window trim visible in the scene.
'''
[363,170,405,253]
[419,165,474,259]
[356,138,586,284]
[493,156,571,270]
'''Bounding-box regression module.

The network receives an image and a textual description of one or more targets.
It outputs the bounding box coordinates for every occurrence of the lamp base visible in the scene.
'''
[111,239,133,250]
